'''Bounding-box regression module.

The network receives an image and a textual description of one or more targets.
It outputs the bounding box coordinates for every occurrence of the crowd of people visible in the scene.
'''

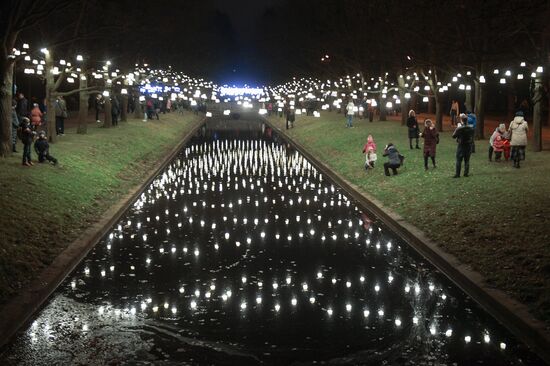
[351,107,530,178]
[11,92,59,167]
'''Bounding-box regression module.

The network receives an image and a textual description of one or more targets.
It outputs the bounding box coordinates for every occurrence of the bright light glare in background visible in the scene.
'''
[220,87,264,96]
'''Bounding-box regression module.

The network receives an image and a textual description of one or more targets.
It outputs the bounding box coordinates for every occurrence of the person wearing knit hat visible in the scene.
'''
[452,115,475,177]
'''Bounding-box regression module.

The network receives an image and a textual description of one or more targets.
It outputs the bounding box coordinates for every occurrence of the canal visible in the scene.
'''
[1,117,544,365]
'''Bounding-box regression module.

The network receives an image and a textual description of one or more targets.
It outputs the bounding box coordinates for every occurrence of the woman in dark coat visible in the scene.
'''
[420,119,439,170]
[406,109,420,149]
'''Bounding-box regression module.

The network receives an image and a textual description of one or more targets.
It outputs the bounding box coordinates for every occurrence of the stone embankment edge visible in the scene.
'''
[264,118,550,365]
[0,118,205,349]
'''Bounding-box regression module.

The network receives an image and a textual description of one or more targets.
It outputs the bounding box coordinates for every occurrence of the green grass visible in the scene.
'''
[270,112,550,326]
[0,113,201,303]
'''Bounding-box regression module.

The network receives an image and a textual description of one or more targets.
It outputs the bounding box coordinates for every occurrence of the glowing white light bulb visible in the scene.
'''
[256,297,262,304]
[346,304,352,312]
[190,301,197,309]
[309,297,316,304]
[378,309,384,317]
[500,342,506,350]
[346,281,351,288]
[327,308,333,316]
[291,298,297,306]
[179,287,185,294]
[395,318,402,327]
[484,334,490,343]
[413,316,419,325]
[465,336,471,343]
[240,302,247,310]
[241,276,247,284]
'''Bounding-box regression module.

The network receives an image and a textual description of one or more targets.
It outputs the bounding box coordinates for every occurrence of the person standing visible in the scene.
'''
[452,114,475,178]
[285,105,295,129]
[420,119,439,170]
[346,100,355,128]
[95,94,103,123]
[509,111,529,168]
[30,103,43,129]
[406,110,420,149]
[55,95,68,136]
[111,95,120,126]
[19,117,34,166]
[11,101,20,152]
[450,100,459,127]
[16,93,28,120]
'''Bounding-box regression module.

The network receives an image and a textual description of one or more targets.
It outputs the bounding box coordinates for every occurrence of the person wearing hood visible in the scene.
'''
[364,146,377,171]
[362,134,377,153]
[492,134,505,162]
[346,100,355,128]
[406,110,420,149]
[488,123,506,161]
[30,103,43,128]
[34,131,58,165]
[509,111,529,168]
[452,114,475,178]
[382,143,403,176]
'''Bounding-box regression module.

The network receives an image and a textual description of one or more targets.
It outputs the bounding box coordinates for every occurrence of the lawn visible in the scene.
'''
[269,111,550,327]
[0,113,202,304]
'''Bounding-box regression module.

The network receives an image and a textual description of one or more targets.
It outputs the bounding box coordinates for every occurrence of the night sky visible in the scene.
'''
[21,0,550,85]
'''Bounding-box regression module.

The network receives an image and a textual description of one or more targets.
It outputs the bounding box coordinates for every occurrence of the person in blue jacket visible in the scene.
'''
[467,112,477,153]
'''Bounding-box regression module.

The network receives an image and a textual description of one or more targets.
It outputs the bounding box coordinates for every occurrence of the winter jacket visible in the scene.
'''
[362,135,377,153]
[422,127,438,156]
[34,138,49,155]
[383,145,401,165]
[30,106,43,126]
[346,103,355,116]
[365,152,377,164]
[492,135,504,152]
[20,121,34,145]
[509,116,528,146]
[452,125,475,146]
[467,113,477,129]
[406,116,419,138]
[11,110,20,129]
[489,127,502,146]
[55,98,68,118]
[16,98,28,117]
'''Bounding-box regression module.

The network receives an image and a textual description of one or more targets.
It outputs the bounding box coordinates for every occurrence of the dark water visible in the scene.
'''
[1,118,545,365]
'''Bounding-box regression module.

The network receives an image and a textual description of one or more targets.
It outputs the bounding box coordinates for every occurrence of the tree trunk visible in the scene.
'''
[465,88,473,113]
[45,52,57,143]
[507,90,516,122]
[103,96,112,128]
[121,94,128,122]
[428,91,434,114]
[532,76,543,152]
[378,78,386,121]
[474,80,486,139]
[77,75,88,134]
[133,93,142,119]
[434,93,443,132]
[397,75,407,126]
[0,61,14,157]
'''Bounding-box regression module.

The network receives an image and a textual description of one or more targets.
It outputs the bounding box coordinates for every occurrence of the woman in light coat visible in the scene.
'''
[509,111,529,168]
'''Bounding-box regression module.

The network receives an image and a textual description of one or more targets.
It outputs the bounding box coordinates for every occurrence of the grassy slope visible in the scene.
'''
[270,112,550,327]
[0,113,201,303]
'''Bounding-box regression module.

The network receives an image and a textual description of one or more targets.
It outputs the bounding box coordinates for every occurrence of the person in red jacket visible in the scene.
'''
[492,134,505,161]
[30,103,43,129]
